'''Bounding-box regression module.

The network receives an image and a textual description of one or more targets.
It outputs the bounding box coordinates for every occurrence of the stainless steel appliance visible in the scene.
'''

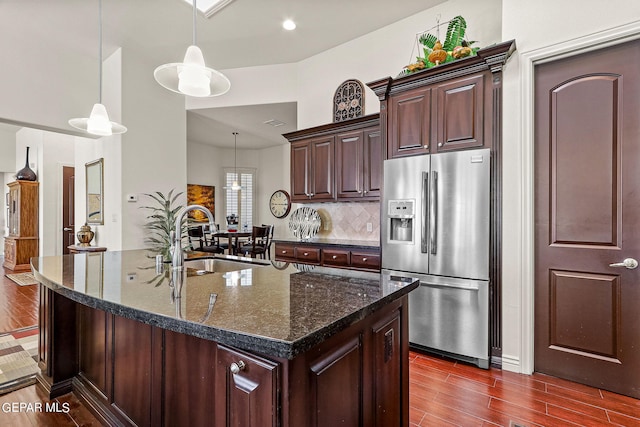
[382,148,490,368]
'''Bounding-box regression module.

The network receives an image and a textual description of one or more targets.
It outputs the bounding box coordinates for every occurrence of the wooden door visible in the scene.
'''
[290,141,311,201]
[433,73,485,152]
[362,126,382,199]
[534,39,640,398]
[336,130,363,199]
[215,344,278,427]
[309,136,335,201]
[388,87,431,158]
[62,166,75,254]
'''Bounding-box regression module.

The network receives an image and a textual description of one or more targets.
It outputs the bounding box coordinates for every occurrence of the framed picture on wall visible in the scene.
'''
[187,184,215,222]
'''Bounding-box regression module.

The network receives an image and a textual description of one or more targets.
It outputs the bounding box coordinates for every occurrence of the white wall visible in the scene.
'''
[296,0,502,129]
[0,129,17,172]
[500,0,640,373]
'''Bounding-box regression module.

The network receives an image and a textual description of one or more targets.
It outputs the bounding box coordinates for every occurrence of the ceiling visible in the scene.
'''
[6,0,444,148]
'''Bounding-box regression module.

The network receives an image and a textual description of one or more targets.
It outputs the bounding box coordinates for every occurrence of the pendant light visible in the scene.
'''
[153,0,230,97]
[69,0,127,136]
[224,132,242,191]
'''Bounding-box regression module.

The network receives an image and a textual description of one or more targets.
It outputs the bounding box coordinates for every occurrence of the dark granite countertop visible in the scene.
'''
[31,250,416,360]
[273,238,380,249]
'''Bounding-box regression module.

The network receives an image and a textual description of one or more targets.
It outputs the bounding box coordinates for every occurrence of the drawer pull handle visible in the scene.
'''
[362,257,368,262]
[282,250,287,254]
[230,360,246,374]
[303,252,309,256]
[332,255,337,259]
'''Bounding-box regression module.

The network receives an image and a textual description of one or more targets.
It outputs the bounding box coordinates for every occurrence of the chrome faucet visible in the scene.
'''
[170,205,216,296]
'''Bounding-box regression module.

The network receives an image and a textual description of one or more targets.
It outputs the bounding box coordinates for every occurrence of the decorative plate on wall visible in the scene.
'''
[288,207,321,241]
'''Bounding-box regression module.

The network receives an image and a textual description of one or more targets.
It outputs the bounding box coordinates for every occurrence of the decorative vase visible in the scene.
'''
[15,147,37,181]
[77,223,95,247]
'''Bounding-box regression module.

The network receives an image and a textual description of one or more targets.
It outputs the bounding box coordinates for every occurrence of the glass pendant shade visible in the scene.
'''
[154,45,230,97]
[69,103,127,136]
[224,132,243,191]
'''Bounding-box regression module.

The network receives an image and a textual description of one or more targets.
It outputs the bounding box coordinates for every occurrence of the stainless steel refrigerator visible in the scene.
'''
[382,148,490,368]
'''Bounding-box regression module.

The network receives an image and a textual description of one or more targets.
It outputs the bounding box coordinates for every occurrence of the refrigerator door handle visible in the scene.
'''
[429,170,438,255]
[421,171,429,253]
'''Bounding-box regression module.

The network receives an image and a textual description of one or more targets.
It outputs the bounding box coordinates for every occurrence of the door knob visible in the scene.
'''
[230,360,246,374]
[609,258,638,269]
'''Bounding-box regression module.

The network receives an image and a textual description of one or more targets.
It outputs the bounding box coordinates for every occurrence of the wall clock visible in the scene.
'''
[269,190,292,218]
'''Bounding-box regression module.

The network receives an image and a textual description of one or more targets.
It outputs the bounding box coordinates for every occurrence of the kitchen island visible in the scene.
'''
[32,250,417,427]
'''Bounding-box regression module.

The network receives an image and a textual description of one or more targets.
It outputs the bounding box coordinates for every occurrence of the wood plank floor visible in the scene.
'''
[3,262,640,426]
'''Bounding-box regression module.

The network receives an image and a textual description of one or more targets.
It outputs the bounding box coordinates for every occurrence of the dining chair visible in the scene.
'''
[238,226,270,258]
[188,225,224,254]
[261,224,274,259]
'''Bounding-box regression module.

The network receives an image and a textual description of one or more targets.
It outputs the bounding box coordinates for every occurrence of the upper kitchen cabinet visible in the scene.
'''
[290,136,335,202]
[284,114,380,203]
[368,40,516,159]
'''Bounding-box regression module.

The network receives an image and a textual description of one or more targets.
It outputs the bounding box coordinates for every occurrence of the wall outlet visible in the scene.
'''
[366,222,373,232]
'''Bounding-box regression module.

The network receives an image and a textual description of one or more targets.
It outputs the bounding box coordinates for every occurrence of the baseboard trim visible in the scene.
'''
[501,354,522,373]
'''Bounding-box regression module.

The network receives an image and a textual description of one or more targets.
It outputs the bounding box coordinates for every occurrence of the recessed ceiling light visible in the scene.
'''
[282,19,296,31]
[182,0,234,18]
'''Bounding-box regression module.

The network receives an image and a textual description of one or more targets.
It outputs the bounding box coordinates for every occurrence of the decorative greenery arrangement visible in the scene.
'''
[140,189,186,261]
[401,15,480,76]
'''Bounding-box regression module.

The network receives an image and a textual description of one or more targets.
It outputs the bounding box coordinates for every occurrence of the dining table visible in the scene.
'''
[211,230,252,255]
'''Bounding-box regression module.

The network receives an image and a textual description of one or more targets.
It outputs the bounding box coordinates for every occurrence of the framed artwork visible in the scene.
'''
[187,184,215,222]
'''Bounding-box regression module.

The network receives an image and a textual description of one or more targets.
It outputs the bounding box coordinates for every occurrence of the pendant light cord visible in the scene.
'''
[192,0,197,46]
[233,132,238,180]
[98,0,103,103]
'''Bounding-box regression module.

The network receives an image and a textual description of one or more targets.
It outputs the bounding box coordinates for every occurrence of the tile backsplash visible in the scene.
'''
[289,202,380,242]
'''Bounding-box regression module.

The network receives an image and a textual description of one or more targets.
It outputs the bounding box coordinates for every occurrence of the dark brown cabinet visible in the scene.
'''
[336,126,382,200]
[4,180,39,271]
[39,284,410,427]
[368,39,516,365]
[284,114,380,203]
[215,345,278,427]
[276,241,381,272]
[290,136,335,202]
[388,88,432,158]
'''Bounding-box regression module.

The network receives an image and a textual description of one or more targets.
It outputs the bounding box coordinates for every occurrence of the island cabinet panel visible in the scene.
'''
[433,73,486,152]
[215,345,279,427]
[163,331,217,427]
[388,88,432,158]
[309,336,363,426]
[78,305,108,399]
[372,310,402,426]
[111,316,154,427]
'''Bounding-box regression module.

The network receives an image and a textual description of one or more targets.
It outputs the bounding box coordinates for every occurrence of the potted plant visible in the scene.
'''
[140,189,186,261]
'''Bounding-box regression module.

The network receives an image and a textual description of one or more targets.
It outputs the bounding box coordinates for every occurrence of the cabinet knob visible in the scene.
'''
[303,252,309,256]
[362,257,368,262]
[364,190,368,194]
[230,360,246,374]
[282,250,288,254]
[438,143,443,147]
[332,255,337,259]
[423,145,429,149]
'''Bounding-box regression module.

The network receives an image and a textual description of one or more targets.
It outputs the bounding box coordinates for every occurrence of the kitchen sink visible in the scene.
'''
[184,256,270,274]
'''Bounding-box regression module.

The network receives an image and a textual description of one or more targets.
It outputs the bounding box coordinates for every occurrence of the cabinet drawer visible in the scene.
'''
[294,246,321,264]
[274,243,296,261]
[322,249,350,268]
[350,251,381,271]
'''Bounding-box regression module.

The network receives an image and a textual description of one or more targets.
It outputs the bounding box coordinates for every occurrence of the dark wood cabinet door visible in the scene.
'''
[388,88,431,158]
[310,136,335,201]
[336,130,363,199]
[78,305,108,399]
[291,141,311,202]
[433,73,485,152]
[215,344,279,427]
[363,126,382,198]
[372,310,402,427]
[308,336,362,427]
